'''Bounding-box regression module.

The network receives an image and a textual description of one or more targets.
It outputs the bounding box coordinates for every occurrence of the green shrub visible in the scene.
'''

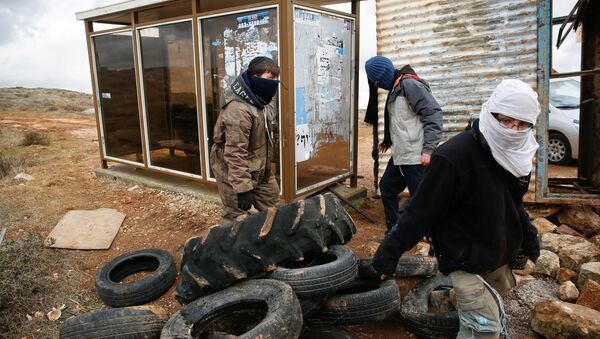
[21,131,50,146]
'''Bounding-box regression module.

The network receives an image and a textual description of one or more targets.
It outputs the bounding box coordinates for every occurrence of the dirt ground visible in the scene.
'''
[0,88,581,338]
[0,88,422,338]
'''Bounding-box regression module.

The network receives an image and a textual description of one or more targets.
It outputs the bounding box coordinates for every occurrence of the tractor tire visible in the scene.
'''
[162,279,302,339]
[175,193,356,304]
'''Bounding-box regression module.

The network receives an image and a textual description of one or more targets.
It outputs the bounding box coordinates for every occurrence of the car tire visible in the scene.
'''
[548,132,572,165]
[59,306,168,339]
[401,276,459,339]
[161,279,302,339]
[358,256,439,279]
[299,296,327,318]
[175,193,356,304]
[299,323,356,339]
[311,278,401,325]
[270,245,357,298]
[95,248,176,307]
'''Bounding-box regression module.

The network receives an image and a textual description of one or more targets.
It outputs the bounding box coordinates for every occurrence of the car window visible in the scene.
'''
[550,79,580,109]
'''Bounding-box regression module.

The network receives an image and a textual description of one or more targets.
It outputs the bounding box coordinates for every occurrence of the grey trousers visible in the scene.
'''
[449,265,516,339]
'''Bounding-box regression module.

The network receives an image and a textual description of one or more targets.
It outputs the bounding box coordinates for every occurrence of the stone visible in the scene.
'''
[577,279,600,312]
[514,259,535,276]
[590,235,600,248]
[525,205,561,219]
[541,233,584,253]
[578,262,600,288]
[531,300,600,338]
[557,205,600,237]
[557,267,578,284]
[13,173,33,182]
[557,281,579,302]
[557,224,584,238]
[533,250,560,277]
[505,280,559,339]
[558,241,600,271]
[514,274,536,284]
[532,217,557,235]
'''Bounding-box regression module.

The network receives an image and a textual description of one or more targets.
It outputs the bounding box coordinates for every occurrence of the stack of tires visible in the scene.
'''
[59,193,457,338]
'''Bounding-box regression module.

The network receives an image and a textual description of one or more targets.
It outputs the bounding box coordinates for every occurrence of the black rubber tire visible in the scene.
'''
[299,296,327,318]
[175,193,356,304]
[161,279,302,339]
[358,256,439,279]
[95,248,176,307]
[270,245,357,297]
[299,323,356,339]
[59,306,168,339]
[311,278,401,325]
[401,275,459,339]
[548,132,572,165]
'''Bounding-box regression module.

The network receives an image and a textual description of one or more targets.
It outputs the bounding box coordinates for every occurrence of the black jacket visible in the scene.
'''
[372,120,540,276]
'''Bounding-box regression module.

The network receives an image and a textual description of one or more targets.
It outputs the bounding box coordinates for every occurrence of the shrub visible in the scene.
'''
[0,152,11,178]
[21,131,50,146]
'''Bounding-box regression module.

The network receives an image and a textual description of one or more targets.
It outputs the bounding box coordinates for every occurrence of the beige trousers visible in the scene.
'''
[449,265,515,339]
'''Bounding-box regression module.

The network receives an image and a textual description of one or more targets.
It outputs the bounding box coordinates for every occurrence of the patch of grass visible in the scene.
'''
[0,152,12,178]
[0,234,58,335]
[0,233,99,337]
[0,150,36,178]
[21,131,50,146]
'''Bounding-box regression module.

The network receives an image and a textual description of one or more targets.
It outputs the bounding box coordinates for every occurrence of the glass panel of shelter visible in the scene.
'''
[138,20,202,177]
[547,0,581,185]
[199,7,280,184]
[293,6,354,192]
[92,30,144,164]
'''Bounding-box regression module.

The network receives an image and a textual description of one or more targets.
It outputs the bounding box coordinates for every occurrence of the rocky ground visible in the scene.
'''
[1,87,599,338]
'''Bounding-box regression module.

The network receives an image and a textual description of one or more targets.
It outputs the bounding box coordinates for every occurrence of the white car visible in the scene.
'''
[548,78,579,165]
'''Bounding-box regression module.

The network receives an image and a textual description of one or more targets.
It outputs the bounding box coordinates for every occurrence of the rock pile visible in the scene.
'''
[515,205,600,338]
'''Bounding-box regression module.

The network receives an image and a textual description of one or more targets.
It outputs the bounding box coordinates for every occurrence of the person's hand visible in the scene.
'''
[421,153,431,167]
[378,142,390,153]
[237,191,253,211]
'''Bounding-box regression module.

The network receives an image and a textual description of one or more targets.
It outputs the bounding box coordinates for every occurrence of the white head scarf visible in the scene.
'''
[479,79,540,177]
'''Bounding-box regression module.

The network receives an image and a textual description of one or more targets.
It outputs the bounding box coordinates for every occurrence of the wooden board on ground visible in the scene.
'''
[44,208,125,250]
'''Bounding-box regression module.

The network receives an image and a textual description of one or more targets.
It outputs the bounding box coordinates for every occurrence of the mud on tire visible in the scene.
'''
[311,278,401,325]
[270,245,357,298]
[401,275,459,338]
[162,279,302,339]
[358,256,439,279]
[59,306,168,339]
[95,248,176,307]
[175,193,356,304]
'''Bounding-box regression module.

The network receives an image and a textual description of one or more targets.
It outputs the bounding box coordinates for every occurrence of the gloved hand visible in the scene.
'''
[237,191,253,211]
[372,235,403,279]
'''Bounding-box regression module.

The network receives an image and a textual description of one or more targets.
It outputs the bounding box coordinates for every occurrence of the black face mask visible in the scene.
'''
[246,73,280,106]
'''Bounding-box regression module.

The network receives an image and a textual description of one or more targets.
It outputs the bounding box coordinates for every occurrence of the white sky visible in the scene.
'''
[0,0,578,108]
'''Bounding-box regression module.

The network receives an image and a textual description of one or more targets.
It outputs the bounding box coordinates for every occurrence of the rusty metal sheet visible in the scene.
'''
[374,0,538,185]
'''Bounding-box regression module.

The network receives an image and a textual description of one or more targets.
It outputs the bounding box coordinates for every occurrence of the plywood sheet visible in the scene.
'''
[44,208,125,250]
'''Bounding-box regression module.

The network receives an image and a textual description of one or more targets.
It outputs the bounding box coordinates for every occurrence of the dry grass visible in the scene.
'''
[0,151,36,178]
[21,131,51,146]
[0,233,101,338]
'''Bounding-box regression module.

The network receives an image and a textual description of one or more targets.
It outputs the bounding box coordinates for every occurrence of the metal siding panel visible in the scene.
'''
[374,0,538,184]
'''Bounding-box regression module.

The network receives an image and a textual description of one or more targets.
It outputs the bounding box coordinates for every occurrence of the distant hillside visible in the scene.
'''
[0,87,93,114]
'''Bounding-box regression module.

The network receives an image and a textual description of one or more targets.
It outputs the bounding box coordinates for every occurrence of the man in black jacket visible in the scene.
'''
[372,79,541,339]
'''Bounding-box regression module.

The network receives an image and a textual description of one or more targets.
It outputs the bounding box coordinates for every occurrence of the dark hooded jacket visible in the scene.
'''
[372,119,540,275]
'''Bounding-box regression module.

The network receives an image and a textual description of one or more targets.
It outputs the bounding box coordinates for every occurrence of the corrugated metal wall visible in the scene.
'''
[374,0,538,183]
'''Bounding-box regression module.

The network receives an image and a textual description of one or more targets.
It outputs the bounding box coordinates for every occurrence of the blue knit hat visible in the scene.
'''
[365,56,395,90]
